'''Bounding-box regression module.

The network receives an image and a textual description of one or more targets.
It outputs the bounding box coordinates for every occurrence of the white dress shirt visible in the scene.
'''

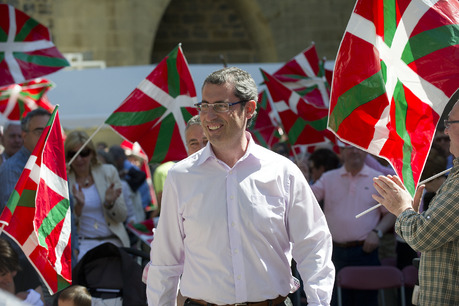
[147,133,334,305]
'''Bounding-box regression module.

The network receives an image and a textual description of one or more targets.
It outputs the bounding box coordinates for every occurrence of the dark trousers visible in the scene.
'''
[331,245,380,306]
[184,297,293,306]
[396,241,418,305]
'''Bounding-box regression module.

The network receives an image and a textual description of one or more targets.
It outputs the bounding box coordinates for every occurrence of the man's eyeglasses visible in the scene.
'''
[194,100,246,113]
[444,119,459,129]
[26,127,44,136]
[67,148,91,160]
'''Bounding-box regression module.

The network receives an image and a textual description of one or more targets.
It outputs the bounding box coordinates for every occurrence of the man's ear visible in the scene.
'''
[245,100,257,118]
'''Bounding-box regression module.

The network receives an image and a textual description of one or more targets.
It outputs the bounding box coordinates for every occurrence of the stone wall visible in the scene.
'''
[1,0,356,66]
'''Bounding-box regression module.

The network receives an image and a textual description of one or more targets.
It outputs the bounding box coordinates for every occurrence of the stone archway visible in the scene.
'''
[231,0,277,62]
[150,0,277,64]
[52,0,171,66]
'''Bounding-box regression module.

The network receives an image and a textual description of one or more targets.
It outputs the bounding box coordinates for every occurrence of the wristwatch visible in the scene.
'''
[372,229,383,238]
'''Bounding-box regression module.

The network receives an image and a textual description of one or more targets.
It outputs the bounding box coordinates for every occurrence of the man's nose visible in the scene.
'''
[204,107,218,119]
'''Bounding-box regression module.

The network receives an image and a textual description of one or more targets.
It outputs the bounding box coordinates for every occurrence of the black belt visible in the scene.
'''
[185,296,287,306]
[333,240,365,248]
[79,235,117,241]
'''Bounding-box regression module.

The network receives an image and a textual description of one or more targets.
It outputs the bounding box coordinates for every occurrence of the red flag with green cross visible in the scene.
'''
[249,90,281,149]
[0,78,54,120]
[273,44,330,108]
[0,4,69,87]
[261,69,335,146]
[0,106,72,294]
[106,44,198,164]
[329,0,459,196]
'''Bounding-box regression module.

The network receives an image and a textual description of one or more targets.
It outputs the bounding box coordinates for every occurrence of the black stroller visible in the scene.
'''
[72,242,149,306]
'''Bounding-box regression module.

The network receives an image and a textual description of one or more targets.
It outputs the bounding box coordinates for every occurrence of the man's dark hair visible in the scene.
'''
[0,238,20,274]
[271,142,290,158]
[108,145,127,170]
[21,108,51,132]
[109,145,146,192]
[53,285,92,306]
[309,148,340,172]
[203,67,258,128]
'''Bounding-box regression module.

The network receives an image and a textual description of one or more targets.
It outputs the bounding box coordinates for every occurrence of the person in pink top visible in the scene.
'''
[311,144,396,306]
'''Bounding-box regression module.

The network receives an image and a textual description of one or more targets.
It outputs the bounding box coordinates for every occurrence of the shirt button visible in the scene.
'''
[234,249,238,254]
[231,222,235,227]
[230,196,234,200]
[237,275,241,280]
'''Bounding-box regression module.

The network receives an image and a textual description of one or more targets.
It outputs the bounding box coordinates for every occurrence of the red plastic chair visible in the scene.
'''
[336,266,406,306]
[381,257,397,267]
[402,265,418,288]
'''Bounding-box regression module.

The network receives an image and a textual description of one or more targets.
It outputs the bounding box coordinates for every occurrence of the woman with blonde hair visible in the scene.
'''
[64,130,129,261]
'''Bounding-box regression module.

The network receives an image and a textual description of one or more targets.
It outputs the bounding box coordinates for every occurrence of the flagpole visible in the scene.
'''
[355,167,453,219]
[67,122,105,167]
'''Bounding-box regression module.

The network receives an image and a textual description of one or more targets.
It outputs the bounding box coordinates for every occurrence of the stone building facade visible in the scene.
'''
[1,0,355,66]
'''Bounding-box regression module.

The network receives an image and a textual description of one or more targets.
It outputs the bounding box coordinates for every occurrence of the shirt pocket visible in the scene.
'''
[249,194,285,233]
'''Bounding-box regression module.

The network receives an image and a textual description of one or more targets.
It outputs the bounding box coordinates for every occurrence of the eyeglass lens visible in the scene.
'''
[198,103,228,112]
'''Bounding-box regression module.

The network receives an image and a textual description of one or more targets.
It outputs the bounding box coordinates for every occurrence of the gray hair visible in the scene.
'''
[2,121,21,135]
[186,115,201,131]
[3,120,21,131]
[202,67,258,128]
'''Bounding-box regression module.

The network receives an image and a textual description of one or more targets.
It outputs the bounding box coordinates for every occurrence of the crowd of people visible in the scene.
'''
[0,107,209,305]
[0,67,457,306]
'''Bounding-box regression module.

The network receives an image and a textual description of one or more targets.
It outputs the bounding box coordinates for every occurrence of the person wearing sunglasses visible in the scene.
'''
[146,67,334,306]
[373,98,459,305]
[64,130,130,262]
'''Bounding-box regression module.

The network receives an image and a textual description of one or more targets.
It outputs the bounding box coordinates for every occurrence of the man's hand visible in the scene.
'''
[372,175,414,216]
[363,231,379,253]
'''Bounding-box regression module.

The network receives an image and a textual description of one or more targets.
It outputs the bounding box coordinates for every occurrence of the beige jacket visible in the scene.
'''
[68,163,130,247]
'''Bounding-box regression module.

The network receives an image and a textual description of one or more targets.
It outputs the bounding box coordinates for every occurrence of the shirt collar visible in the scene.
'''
[20,146,31,157]
[339,163,371,177]
[197,131,258,166]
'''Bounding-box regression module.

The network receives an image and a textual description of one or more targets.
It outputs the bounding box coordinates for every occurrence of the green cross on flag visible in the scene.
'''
[0,106,72,294]
[106,44,198,164]
[329,0,459,195]
[0,4,69,87]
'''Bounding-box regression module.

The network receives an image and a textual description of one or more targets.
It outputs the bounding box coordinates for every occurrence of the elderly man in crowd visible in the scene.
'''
[0,121,23,167]
[373,98,459,305]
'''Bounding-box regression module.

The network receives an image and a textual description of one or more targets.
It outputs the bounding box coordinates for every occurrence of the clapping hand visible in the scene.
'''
[372,175,425,216]
[104,183,122,208]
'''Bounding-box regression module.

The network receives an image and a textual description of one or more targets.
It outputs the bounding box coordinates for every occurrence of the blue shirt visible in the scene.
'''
[0,146,31,211]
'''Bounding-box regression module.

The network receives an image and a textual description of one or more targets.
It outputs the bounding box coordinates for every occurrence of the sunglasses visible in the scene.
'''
[67,148,91,160]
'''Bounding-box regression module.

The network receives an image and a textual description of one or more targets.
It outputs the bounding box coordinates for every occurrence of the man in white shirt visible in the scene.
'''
[146,67,334,306]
